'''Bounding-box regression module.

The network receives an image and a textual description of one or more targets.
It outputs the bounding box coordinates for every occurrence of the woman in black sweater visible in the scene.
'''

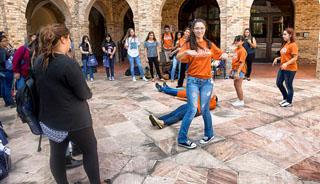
[34,24,101,184]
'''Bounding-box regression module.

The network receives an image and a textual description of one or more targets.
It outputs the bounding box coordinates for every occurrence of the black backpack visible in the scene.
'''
[15,76,42,136]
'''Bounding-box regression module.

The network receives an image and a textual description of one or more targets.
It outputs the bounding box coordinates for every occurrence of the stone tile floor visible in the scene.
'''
[1,73,320,184]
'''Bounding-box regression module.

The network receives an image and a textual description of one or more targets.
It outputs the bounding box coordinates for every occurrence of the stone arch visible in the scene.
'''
[24,0,71,33]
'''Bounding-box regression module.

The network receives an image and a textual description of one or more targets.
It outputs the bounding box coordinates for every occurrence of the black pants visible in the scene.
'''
[276,70,296,103]
[177,63,187,87]
[49,127,100,184]
[148,57,162,79]
[245,53,255,78]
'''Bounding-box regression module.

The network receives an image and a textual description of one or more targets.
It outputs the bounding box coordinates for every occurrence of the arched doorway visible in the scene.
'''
[178,0,221,46]
[123,9,134,36]
[250,0,294,62]
[89,6,105,65]
[26,0,66,35]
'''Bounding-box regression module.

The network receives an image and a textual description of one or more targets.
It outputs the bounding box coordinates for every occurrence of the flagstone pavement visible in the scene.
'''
[1,73,320,184]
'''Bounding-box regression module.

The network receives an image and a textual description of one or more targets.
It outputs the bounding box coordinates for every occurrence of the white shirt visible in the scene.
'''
[125,37,140,57]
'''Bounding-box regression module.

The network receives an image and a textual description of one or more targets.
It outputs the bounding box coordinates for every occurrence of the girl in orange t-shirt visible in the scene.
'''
[230,35,247,107]
[176,19,228,149]
[272,28,298,107]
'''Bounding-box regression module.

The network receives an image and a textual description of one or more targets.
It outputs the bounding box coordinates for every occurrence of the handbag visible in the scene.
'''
[103,55,110,68]
[87,55,98,67]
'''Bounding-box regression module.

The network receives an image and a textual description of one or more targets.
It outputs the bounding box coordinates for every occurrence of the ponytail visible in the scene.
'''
[39,24,70,69]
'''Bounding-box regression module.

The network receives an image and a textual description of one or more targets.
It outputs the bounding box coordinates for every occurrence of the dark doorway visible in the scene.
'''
[123,9,134,35]
[250,0,294,62]
[89,7,105,65]
[178,0,221,46]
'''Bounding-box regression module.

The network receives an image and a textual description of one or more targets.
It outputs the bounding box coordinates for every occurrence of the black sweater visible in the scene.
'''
[34,53,92,131]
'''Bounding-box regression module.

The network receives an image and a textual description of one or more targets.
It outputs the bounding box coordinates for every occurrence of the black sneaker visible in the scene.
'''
[66,157,83,169]
[149,114,164,129]
[178,140,197,149]
[199,136,215,145]
[155,83,162,92]
[163,81,168,88]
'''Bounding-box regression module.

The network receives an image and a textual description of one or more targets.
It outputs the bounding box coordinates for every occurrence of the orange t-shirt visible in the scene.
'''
[178,37,187,48]
[176,90,217,112]
[178,40,223,79]
[232,46,247,73]
[162,33,174,50]
[280,42,299,71]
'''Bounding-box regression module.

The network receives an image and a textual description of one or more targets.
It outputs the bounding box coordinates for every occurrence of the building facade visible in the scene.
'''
[1,0,320,78]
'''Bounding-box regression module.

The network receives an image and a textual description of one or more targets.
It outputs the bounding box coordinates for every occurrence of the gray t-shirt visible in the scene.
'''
[144,41,159,58]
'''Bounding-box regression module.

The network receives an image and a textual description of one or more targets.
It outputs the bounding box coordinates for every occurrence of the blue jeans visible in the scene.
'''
[16,76,26,91]
[1,71,14,105]
[161,85,183,96]
[159,104,188,126]
[276,70,296,103]
[178,76,214,143]
[105,57,115,78]
[128,55,144,78]
[170,56,181,80]
[82,57,94,80]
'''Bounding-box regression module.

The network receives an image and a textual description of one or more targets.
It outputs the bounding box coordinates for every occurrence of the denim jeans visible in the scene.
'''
[170,56,181,80]
[16,76,26,91]
[82,56,94,80]
[105,57,115,78]
[1,71,14,105]
[178,76,214,143]
[161,85,182,96]
[128,55,144,78]
[276,69,296,103]
[159,104,188,126]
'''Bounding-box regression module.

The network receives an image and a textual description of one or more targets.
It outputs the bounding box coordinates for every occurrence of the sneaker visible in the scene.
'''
[247,77,251,81]
[90,78,94,82]
[280,102,293,107]
[132,77,137,82]
[199,136,215,145]
[111,77,115,81]
[142,76,148,82]
[279,100,287,105]
[66,157,83,169]
[149,114,164,129]
[178,140,197,149]
[155,83,162,92]
[163,81,168,88]
[232,100,244,107]
[108,77,112,81]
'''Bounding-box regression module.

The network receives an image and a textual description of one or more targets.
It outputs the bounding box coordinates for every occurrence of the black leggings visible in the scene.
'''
[245,53,255,78]
[178,63,187,87]
[49,127,100,184]
[148,57,162,79]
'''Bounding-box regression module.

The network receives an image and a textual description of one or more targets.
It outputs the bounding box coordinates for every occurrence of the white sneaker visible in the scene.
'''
[111,77,115,81]
[279,100,287,105]
[90,78,94,82]
[132,77,137,82]
[280,102,292,107]
[142,76,148,82]
[232,100,244,107]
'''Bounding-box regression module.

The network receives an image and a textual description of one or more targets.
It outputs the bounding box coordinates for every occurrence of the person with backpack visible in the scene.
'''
[176,19,228,149]
[243,28,256,81]
[123,28,148,82]
[161,25,175,64]
[0,35,15,107]
[12,34,36,90]
[102,33,117,81]
[144,31,163,82]
[273,28,299,107]
[33,24,103,183]
[177,28,191,88]
[80,35,94,81]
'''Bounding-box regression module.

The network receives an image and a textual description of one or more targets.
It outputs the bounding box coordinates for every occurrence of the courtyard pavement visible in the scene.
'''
[1,72,320,184]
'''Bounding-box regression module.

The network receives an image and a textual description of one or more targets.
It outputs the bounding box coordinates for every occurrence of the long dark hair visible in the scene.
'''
[284,28,295,43]
[145,31,157,42]
[174,31,184,43]
[243,28,252,40]
[0,35,7,48]
[104,33,113,43]
[39,24,70,69]
[188,19,212,50]
[31,32,40,64]
[81,35,90,45]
